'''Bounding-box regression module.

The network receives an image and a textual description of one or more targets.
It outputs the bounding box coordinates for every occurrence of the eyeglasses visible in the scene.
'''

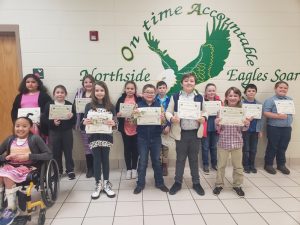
[143,92,155,95]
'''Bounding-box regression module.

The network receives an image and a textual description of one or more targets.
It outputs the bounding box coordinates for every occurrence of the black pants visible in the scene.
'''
[121,132,138,170]
[92,147,110,182]
[49,129,74,174]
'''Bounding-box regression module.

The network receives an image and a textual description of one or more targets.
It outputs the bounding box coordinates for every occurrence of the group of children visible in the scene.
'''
[0,72,294,223]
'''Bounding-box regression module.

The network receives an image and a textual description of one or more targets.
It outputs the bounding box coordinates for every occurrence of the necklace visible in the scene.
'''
[15,138,28,146]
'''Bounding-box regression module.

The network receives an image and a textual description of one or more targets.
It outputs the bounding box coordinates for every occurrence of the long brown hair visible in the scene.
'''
[224,87,242,107]
[91,81,113,111]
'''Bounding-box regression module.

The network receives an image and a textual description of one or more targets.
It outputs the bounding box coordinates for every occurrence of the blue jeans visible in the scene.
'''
[137,136,164,188]
[242,131,258,170]
[265,125,291,167]
[201,131,218,167]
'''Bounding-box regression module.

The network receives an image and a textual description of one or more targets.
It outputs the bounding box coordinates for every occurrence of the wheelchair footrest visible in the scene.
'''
[17,191,30,212]
[11,215,29,225]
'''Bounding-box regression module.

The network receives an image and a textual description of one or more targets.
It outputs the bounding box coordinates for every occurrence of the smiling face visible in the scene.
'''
[275,83,288,97]
[225,90,241,107]
[143,87,156,104]
[205,85,216,100]
[14,118,32,139]
[95,84,106,102]
[125,83,136,97]
[25,77,39,93]
[181,76,196,94]
[54,87,66,102]
[83,77,94,92]
[245,88,257,101]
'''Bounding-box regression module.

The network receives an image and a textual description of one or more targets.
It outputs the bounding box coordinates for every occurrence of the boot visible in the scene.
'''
[86,154,94,178]
[162,163,168,176]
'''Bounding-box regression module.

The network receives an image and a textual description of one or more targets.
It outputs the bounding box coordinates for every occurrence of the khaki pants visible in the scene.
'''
[215,148,243,188]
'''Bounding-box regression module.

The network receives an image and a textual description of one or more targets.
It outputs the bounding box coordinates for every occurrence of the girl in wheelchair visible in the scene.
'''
[0,117,52,225]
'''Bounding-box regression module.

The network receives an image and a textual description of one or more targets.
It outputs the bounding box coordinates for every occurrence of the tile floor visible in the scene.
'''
[41,166,300,225]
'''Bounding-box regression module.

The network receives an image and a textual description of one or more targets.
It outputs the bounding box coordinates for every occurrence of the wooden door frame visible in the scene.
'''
[0,24,23,78]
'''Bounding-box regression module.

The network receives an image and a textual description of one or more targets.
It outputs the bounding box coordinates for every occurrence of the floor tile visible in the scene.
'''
[288,212,300,223]
[202,213,236,225]
[190,188,218,200]
[259,186,292,198]
[144,215,174,225]
[195,199,228,213]
[173,214,206,225]
[115,201,143,216]
[282,186,300,197]
[247,198,283,212]
[113,216,143,225]
[118,189,142,201]
[82,217,113,225]
[231,213,268,225]
[243,186,268,199]
[119,179,137,190]
[248,177,277,187]
[56,202,89,218]
[167,189,193,200]
[142,188,168,201]
[221,199,255,213]
[86,202,116,217]
[273,198,300,211]
[143,200,171,215]
[73,180,95,191]
[261,212,299,225]
[169,200,200,214]
[65,190,92,202]
[217,187,240,199]
[269,177,299,187]
[46,202,62,219]
[51,217,84,225]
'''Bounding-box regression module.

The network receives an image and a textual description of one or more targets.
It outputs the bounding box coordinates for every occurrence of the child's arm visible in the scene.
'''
[0,137,11,162]
[165,96,180,123]
[29,135,52,161]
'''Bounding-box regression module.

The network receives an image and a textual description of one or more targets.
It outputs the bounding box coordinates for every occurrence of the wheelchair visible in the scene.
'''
[9,159,60,225]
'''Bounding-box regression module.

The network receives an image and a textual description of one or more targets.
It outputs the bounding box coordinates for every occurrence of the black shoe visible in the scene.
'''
[264,165,276,174]
[203,166,209,174]
[193,183,205,196]
[277,165,290,175]
[212,165,218,171]
[133,186,143,194]
[169,182,182,195]
[213,186,223,195]
[250,168,257,173]
[243,168,250,174]
[67,172,76,180]
[233,187,245,197]
[86,168,94,178]
[157,184,169,192]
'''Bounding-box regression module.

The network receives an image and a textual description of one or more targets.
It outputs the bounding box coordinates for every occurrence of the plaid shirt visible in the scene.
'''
[217,125,244,150]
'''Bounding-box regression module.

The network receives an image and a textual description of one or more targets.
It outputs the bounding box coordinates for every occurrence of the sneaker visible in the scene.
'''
[203,166,209,174]
[91,181,102,199]
[264,165,276,174]
[277,165,290,175]
[156,184,169,192]
[212,165,218,171]
[213,186,223,195]
[125,170,132,180]
[67,172,76,180]
[0,208,19,225]
[250,168,257,173]
[131,169,137,179]
[193,183,205,196]
[169,182,182,195]
[233,187,245,197]
[133,186,143,194]
[243,168,250,174]
[103,180,116,198]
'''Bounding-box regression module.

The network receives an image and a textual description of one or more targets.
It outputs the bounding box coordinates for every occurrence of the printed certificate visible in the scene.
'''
[85,111,113,134]
[219,107,244,126]
[119,103,135,118]
[177,100,201,120]
[242,104,262,119]
[75,98,91,113]
[203,101,221,116]
[136,107,161,125]
[49,104,72,120]
[275,100,296,115]
[18,107,40,123]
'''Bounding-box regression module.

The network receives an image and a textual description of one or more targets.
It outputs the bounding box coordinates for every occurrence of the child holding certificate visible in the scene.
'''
[133,84,169,194]
[82,81,117,199]
[155,81,171,176]
[201,83,221,174]
[74,74,95,178]
[263,81,293,175]
[0,116,52,224]
[11,74,51,137]
[242,84,263,174]
[213,87,250,197]
[116,81,142,180]
[43,85,76,180]
[165,73,207,196]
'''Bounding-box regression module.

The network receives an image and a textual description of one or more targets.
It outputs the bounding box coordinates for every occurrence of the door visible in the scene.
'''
[0,31,21,141]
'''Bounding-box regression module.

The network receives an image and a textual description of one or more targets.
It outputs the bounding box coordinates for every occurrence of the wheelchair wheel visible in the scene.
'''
[38,208,46,225]
[40,159,60,207]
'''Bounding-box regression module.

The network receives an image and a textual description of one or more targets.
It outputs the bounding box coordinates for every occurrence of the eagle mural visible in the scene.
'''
[144,17,231,95]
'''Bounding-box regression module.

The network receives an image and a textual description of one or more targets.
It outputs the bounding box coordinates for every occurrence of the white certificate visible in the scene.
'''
[18,107,40,123]
[136,107,161,125]
[177,100,201,120]
[219,107,244,126]
[75,98,91,113]
[85,111,113,134]
[242,104,262,119]
[203,101,221,116]
[275,100,296,115]
[119,103,135,118]
[49,104,72,120]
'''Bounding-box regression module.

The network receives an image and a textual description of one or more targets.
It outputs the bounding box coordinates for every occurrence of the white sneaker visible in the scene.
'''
[131,169,137,179]
[126,170,131,180]
[91,181,102,199]
[103,180,116,198]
